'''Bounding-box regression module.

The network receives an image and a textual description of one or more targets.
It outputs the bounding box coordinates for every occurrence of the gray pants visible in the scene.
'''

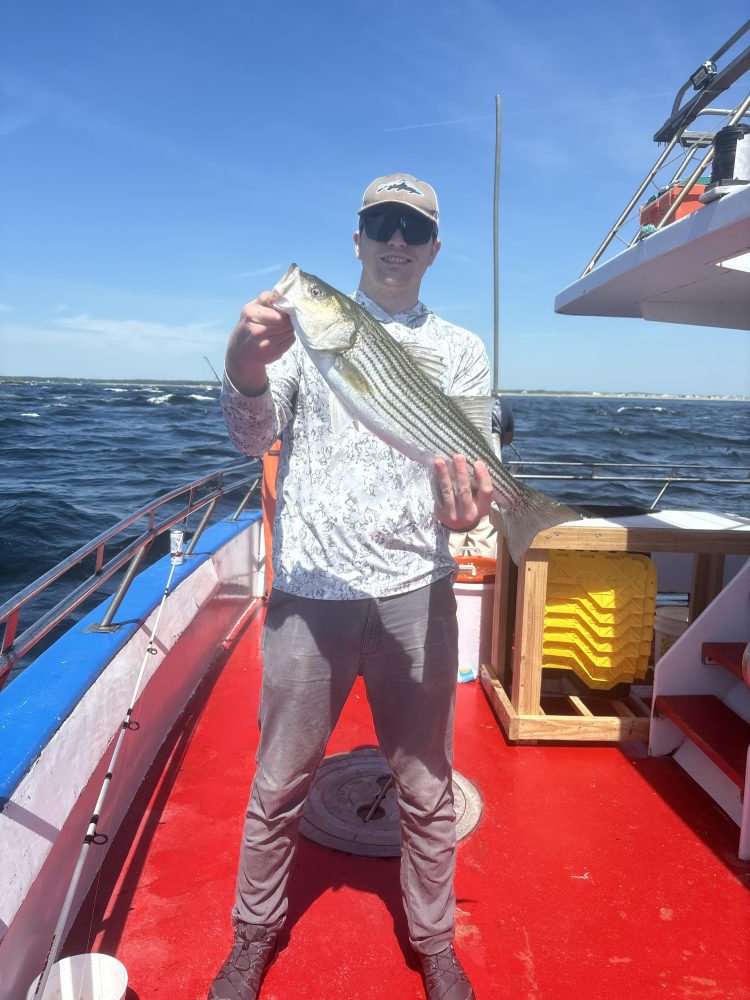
[234,576,459,956]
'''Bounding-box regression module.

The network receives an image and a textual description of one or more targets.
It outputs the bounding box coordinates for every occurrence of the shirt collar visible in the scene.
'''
[353,290,431,329]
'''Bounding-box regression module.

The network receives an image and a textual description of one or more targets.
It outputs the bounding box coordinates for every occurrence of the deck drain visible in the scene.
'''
[300,747,482,857]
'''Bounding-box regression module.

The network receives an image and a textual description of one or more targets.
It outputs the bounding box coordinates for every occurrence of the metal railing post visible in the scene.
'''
[96,544,151,630]
[2,609,19,657]
[581,136,680,275]
[185,498,219,556]
[230,478,261,522]
[656,90,750,230]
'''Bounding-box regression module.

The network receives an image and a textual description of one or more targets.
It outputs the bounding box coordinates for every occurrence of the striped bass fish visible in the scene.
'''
[272,263,581,564]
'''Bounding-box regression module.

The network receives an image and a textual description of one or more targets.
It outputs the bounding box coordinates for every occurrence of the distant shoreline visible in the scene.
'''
[502,391,750,402]
[1,374,748,402]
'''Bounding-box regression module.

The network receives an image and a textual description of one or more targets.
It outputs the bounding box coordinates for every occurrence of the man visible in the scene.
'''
[210,173,492,1000]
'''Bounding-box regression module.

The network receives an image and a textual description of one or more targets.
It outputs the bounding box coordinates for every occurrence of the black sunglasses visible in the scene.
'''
[360,209,437,245]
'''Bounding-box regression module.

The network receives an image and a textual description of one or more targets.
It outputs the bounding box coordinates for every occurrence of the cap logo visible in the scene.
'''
[376,179,424,197]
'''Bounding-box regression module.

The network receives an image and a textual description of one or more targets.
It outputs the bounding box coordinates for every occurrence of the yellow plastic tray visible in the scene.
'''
[542,551,657,690]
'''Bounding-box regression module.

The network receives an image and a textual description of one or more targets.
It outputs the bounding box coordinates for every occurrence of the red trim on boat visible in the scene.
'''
[702,641,747,682]
[655,694,750,787]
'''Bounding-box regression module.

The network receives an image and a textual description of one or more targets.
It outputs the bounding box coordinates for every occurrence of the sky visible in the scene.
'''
[1,0,749,395]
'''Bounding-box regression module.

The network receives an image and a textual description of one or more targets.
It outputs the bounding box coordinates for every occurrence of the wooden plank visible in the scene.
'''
[512,712,650,742]
[489,530,516,691]
[512,550,548,715]
[628,694,652,717]
[609,700,636,718]
[690,553,725,619]
[568,696,593,717]
[531,522,750,556]
[479,666,651,742]
[479,665,519,741]
[655,695,750,788]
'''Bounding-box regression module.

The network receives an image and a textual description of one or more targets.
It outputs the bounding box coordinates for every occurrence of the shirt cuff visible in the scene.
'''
[221,370,276,431]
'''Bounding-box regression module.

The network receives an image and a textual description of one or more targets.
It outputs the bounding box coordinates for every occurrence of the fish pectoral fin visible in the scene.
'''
[400,343,446,389]
[334,355,373,395]
[451,395,493,445]
[328,391,361,434]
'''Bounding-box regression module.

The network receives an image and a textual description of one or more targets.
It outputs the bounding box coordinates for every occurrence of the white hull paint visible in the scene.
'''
[0,514,264,1000]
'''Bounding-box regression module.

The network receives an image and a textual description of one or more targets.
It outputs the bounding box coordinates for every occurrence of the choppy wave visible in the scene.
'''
[147,391,218,406]
[616,404,672,414]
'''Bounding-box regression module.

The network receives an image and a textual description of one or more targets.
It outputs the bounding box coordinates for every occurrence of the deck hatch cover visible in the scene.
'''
[300,747,482,857]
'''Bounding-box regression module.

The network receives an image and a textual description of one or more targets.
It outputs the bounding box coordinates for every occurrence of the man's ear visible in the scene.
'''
[353,230,362,260]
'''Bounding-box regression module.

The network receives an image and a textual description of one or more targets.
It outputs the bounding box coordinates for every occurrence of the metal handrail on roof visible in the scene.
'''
[0,460,261,687]
[582,20,750,276]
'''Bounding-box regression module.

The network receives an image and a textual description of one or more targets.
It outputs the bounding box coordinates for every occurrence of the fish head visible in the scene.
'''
[272,264,358,353]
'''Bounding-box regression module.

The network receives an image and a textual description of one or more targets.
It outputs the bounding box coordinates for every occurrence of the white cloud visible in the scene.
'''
[1,314,231,380]
[54,314,225,349]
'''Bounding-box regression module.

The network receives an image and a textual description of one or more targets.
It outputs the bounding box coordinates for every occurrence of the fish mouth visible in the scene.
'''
[272,263,300,301]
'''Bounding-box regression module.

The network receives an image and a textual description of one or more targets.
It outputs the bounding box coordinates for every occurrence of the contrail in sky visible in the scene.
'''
[235,264,285,278]
[385,91,676,132]
[385,115,493,132]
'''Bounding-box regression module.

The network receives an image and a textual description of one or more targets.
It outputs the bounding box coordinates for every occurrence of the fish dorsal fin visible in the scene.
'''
[451,395,493,444]
[400,342,446,389]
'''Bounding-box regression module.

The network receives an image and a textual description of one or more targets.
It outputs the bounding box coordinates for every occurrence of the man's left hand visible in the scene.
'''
[432,454,493,531]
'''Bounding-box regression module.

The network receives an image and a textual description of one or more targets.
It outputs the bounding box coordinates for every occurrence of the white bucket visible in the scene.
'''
[455,579,495,683]
[26,954,128,1000]
[653,605,689,663]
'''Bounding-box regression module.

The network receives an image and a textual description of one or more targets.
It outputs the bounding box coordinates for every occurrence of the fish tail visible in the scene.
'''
[495,485,581,565]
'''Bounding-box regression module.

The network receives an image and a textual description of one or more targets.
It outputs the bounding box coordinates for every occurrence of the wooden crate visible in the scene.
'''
[480,509,750,743]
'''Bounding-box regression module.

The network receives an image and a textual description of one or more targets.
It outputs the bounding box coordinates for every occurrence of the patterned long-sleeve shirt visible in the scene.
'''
[221,290,490,600]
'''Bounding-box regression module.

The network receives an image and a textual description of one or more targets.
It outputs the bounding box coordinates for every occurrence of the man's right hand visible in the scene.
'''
[225,291,296,396]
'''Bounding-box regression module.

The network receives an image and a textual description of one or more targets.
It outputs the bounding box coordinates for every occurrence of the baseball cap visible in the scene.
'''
[358,173,439,225]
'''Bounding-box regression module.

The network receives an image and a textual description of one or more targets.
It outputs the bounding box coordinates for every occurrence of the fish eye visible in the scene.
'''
[310,284,324,299]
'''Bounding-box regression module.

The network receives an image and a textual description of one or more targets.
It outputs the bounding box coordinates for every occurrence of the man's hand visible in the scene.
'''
[225,291,295,396]
[432,454,493,531]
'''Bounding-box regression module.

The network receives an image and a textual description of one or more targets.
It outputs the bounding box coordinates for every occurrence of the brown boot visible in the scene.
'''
[418,945,476,1000]
[207,921,278,1000]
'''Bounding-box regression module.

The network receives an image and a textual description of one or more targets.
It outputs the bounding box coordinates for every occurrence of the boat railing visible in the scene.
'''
[582,19,750,275]
[0,460,262,688]
[505,458,749,509]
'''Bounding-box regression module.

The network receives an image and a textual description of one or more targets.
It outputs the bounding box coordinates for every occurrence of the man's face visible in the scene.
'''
[353,208,441,297]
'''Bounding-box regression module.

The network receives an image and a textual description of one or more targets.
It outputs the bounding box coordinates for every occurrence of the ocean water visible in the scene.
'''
[1,379,748,671]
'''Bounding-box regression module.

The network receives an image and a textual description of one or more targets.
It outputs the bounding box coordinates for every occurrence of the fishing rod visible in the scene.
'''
[203,354,222,384]
[30,528,186,999]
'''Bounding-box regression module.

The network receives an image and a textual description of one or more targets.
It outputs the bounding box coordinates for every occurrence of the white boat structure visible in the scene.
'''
[1,20,749,1000]
[553,19,750,852]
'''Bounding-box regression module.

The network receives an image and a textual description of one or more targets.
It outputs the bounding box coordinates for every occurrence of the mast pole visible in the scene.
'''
[492,95,502,394]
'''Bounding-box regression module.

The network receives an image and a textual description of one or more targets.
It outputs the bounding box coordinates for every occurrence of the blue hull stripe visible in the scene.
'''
[0,512,261,803]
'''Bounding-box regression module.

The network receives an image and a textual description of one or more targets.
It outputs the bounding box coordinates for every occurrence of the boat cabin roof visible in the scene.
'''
[555,185,750,331]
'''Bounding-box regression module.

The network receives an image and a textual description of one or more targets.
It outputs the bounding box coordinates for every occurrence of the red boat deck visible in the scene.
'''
[67,611,750,999]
